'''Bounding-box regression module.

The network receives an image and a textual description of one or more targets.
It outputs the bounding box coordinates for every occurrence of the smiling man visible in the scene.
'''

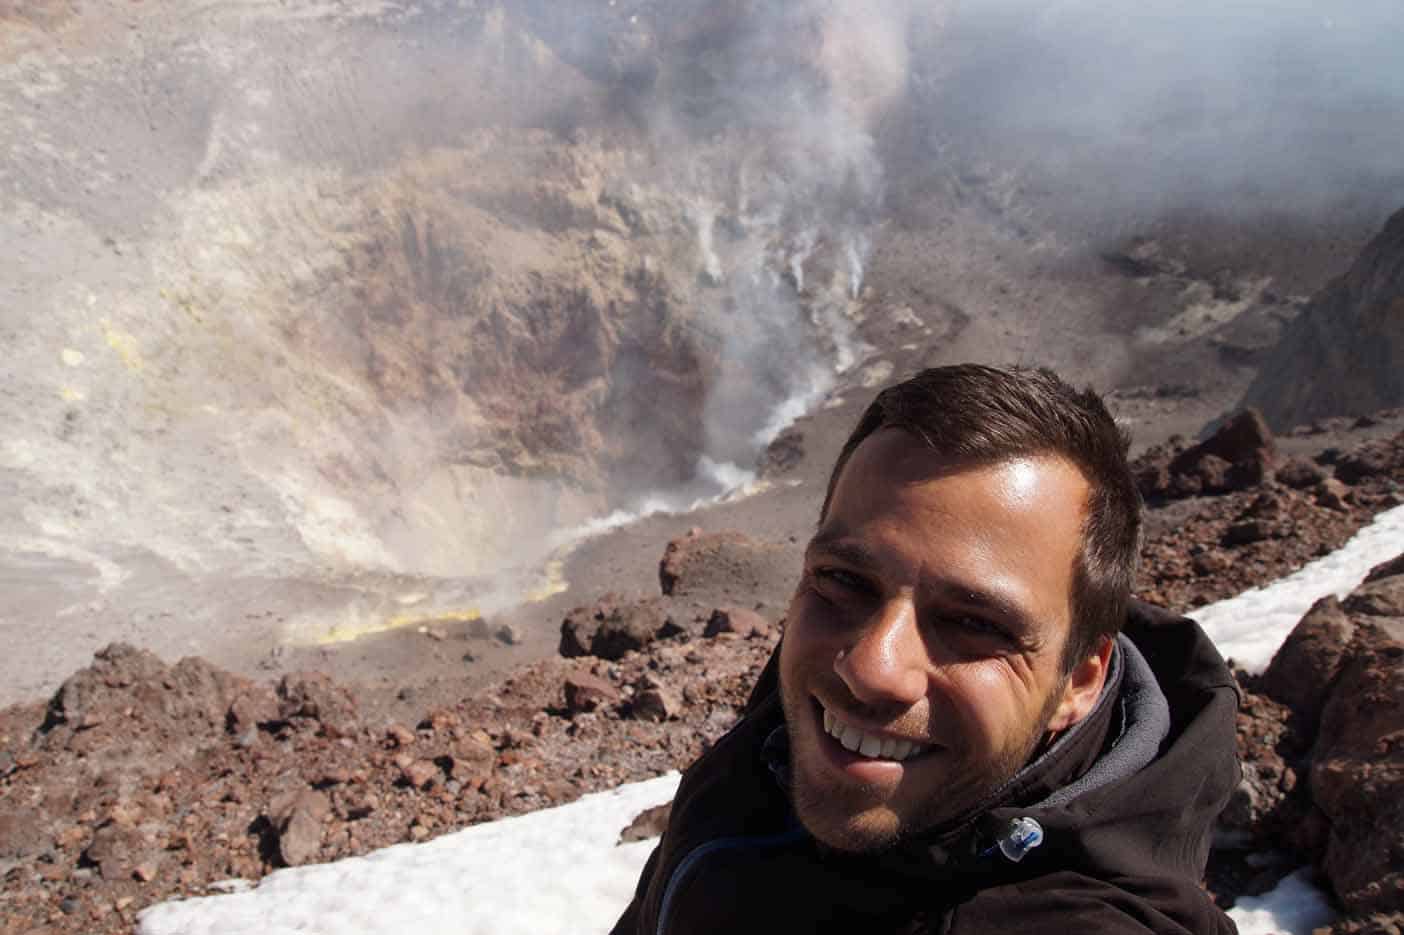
[612,365,1240,935]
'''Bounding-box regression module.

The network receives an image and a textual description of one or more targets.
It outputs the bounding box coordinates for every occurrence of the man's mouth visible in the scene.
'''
[820,703,933,762]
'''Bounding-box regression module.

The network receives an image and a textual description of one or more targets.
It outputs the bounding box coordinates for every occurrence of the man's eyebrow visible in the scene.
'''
[930,580,1033,631]
[805,529,878,568]
[807,529,1039,635]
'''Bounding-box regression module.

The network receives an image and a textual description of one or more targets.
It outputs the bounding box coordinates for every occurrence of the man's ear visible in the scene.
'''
[1048,635,1115,732]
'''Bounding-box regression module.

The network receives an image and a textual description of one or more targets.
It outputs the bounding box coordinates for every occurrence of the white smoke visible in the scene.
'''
[917,0,1404,225]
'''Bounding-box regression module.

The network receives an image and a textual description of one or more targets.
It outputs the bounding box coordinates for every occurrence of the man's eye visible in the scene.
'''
[949,615,1008,640]
[813,567,868,593]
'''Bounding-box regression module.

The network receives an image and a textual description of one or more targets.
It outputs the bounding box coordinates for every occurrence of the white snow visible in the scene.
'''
[1227,868,1338,935]
[1189,503,1404,671]
[139,504,1404,934]
[138,773,681,935]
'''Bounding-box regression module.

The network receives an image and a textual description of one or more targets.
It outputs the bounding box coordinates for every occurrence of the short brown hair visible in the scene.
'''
[821,364,1141,673]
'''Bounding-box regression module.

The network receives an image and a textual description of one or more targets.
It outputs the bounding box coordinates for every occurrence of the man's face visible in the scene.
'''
[779,428,1100,853]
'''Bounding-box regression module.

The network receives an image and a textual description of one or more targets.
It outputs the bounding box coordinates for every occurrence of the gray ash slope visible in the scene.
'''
[1243,206,1404,431]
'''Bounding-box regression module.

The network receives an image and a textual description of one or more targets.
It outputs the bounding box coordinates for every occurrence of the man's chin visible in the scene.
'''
[792,794,903,855]
[789,757,905,854]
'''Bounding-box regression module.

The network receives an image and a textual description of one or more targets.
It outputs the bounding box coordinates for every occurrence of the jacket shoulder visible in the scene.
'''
[944,871,1238,935]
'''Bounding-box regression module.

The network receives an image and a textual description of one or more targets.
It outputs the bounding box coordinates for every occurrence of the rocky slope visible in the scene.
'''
[1219,557,1404,934]
[1243,205,1404,431]
[2,418,1402,934]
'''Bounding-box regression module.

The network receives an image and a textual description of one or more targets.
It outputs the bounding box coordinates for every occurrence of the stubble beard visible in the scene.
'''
[783,681,1068,855]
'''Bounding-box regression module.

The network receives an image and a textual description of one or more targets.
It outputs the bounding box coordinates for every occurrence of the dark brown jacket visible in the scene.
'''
[611,602,1240,935]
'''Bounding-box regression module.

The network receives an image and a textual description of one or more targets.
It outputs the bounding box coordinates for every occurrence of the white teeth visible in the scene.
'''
[839,725,863,752]
[821,706,930,762]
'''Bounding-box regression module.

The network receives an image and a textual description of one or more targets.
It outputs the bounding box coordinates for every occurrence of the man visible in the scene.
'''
[612,365,1240,934]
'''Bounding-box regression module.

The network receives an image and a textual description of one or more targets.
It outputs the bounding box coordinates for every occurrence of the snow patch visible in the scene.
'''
[1189,503,1404,671]
[1227,868,1337,935]
[138,774,682,935]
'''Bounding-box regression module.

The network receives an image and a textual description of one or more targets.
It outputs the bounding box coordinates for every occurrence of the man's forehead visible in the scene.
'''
[830,428,1089,515]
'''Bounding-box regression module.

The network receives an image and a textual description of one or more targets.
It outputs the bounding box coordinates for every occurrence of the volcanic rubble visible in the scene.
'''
[2,420,1403,935]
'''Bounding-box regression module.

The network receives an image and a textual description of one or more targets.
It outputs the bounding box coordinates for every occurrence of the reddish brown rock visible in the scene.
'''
[1173,408,1277,470]
[1261,596,1356,726]
[0,809,46,861]
[385,723,416,748]
[1343,575,1404,618]
[226,687,281,736]
[276,672,360,738]
[268,790,332,868]
[1335,435,1404,485]
[1220,689,1304,842]
[1310,567,1404,915]
[1277,457,1328,489]
[400,759,439,790]
[703,607,771,640]
[559,606,601,658]
[658,528,789,599]
[450,733,496,768]
[563,672,619,714]
[1222,519,1277,547]
[1317,477,1352,511]
[618,802,673,844]
[559,596,670,661]
[1190,453,1234,494]
[1169,409,1276,493]
[1366,554,1404,584]
[629,675,682,723]
[590,603,667,661]
[83,823,156,882]
[41,644,243,745]
[1191,550,1232,577]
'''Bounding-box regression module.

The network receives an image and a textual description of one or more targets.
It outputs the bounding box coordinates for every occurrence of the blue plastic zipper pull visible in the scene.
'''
[996,817,1044,863]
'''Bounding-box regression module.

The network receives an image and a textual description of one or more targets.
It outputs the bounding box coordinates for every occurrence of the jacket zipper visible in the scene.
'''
[655,828,806,935]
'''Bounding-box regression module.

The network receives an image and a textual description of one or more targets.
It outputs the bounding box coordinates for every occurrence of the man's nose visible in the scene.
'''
[834,596,927,707]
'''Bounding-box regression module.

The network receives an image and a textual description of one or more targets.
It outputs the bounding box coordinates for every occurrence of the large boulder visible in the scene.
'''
[1133,411,1278,501]
[38,644,250,759]
[559,596,673,661]
[658,528,793,600]
[1167,409,1276,494]
[1260,596,1357,727]
[1307,557,1404,916]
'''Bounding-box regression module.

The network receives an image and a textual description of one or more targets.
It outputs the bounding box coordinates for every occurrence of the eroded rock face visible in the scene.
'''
[1244,205,1404,430]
